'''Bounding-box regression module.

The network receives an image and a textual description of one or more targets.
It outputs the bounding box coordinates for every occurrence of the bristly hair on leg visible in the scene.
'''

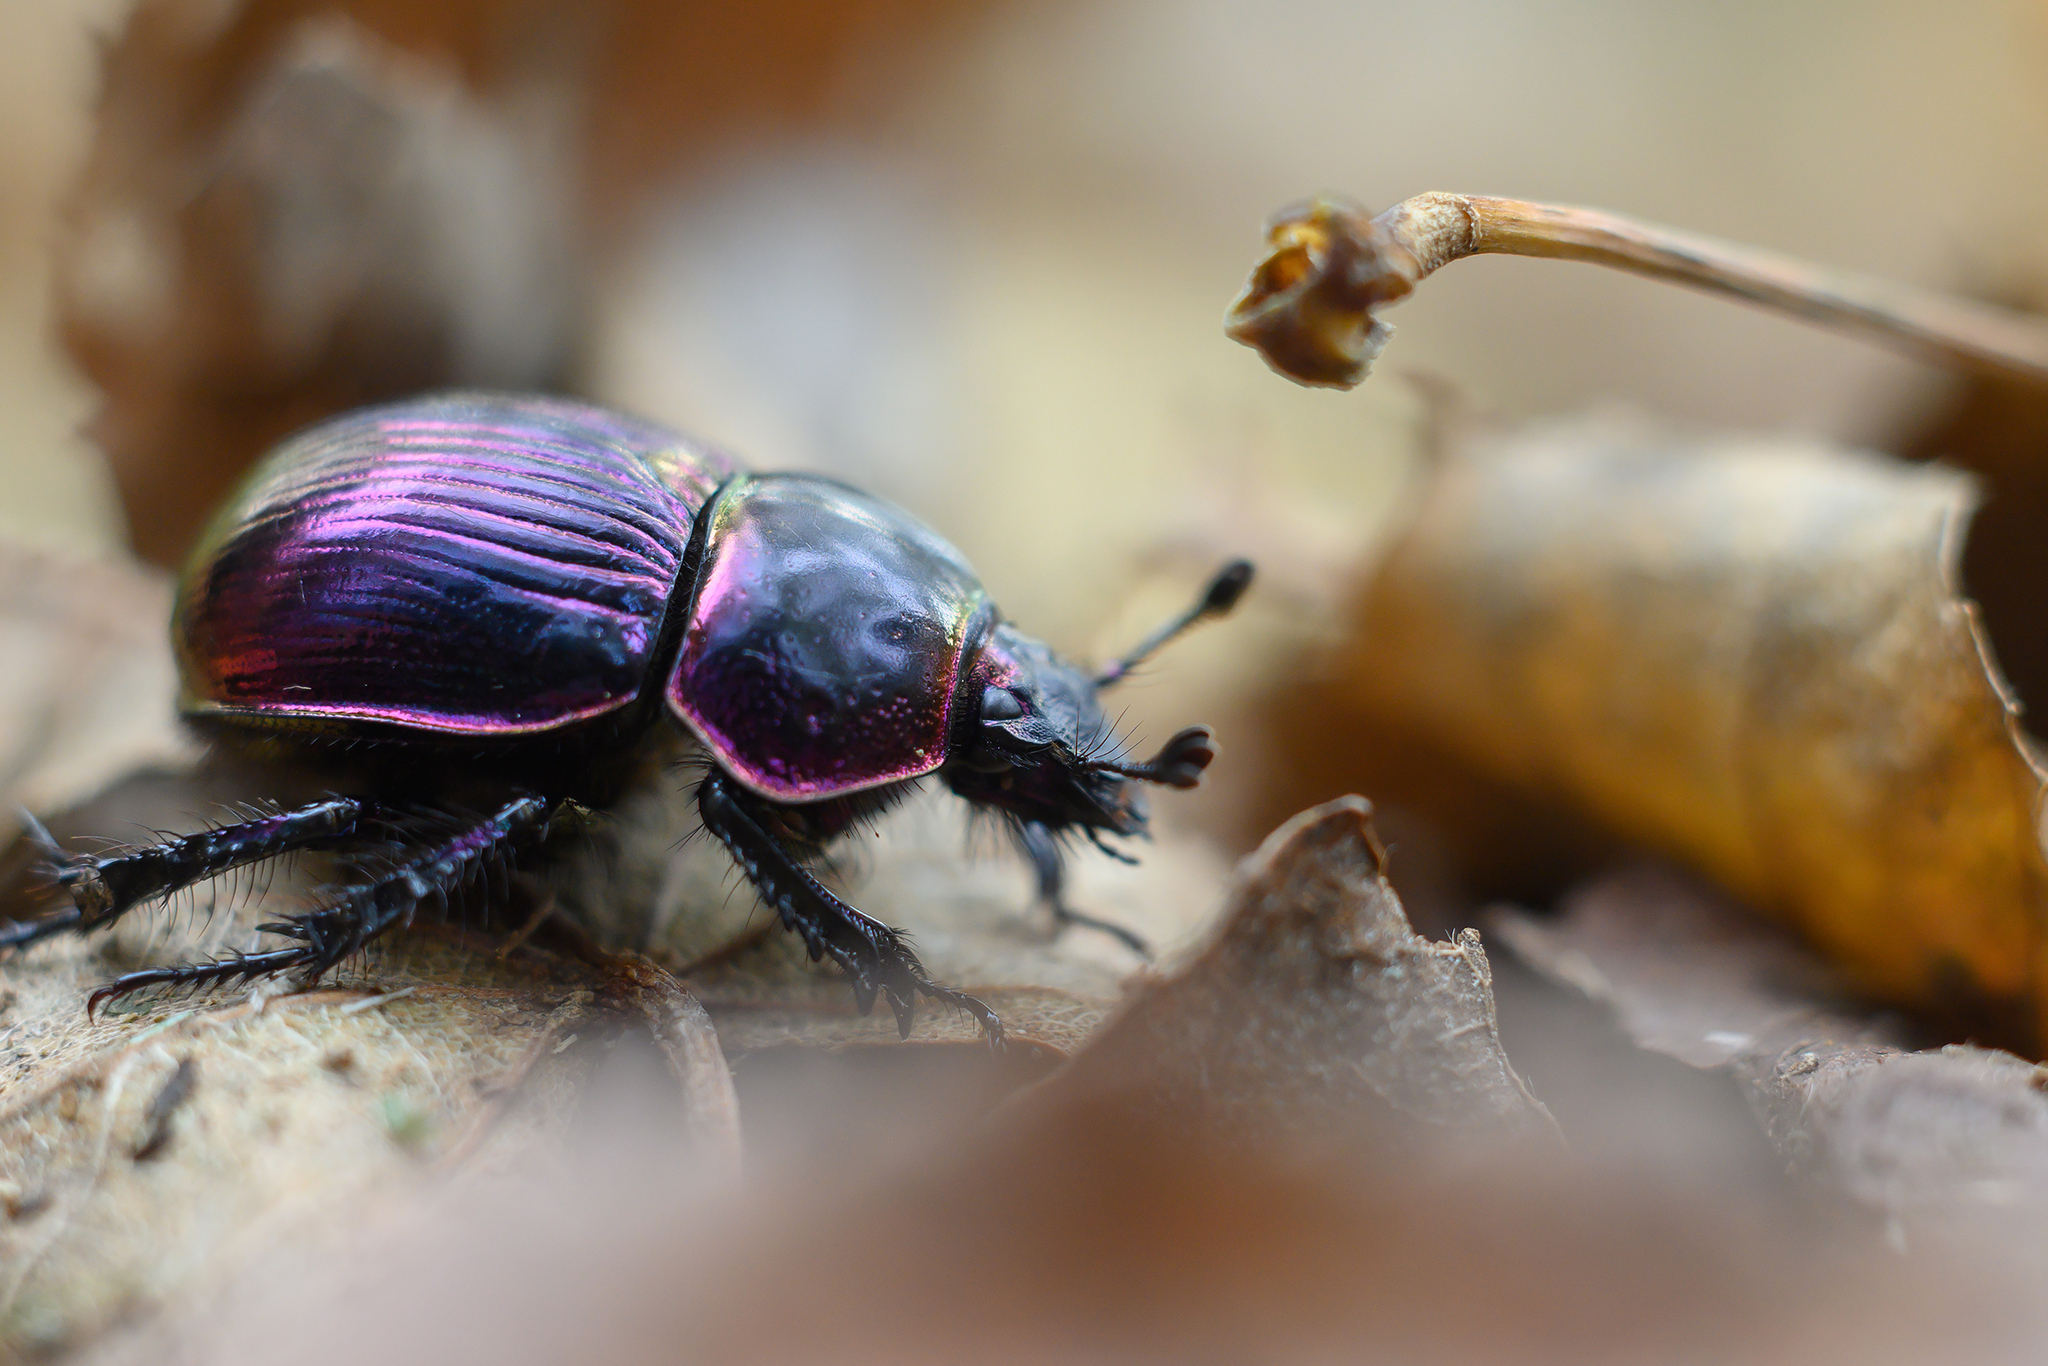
[82,795,561,1020]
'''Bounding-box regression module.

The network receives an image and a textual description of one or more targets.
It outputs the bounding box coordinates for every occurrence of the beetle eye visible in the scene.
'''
[981,687,1024,721]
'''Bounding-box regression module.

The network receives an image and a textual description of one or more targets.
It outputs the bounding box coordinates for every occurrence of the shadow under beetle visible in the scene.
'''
[1,393,1250,1046]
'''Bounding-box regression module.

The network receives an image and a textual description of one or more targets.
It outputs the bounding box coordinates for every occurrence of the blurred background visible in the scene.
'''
[12,0,2048,757]
[12,6,2048,524]
[6,0,2048,838]
[11,0,2048,777]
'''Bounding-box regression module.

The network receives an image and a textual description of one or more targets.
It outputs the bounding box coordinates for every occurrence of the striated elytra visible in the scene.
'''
[5,392,1252,1045]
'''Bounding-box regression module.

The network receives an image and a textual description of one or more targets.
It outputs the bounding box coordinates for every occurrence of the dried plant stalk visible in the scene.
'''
[1225,193,2048,389]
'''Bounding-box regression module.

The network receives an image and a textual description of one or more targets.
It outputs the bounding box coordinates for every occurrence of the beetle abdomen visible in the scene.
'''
[176,393,737,736]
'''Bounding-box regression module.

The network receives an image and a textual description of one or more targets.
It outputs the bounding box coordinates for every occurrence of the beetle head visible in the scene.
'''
[941,560,1251,838]
[944,624,1155,836]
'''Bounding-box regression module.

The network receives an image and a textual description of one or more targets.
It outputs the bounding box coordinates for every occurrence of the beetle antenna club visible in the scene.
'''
[1085,726,1219,789]
[1094,559,1255,690]
[2,394,1253,1047]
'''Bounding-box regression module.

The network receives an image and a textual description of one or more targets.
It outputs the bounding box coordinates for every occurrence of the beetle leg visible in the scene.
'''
[84,795,557,1017]
[2,798,385,955]
[1015,822,1150,957]
[696,772,1004,1048]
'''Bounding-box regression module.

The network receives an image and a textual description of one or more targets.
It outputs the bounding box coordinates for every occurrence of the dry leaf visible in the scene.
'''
[1315,415,2048,1049]
[1491,863,1905,1073]
[0,548,195,843]
[1496,864,2048,1240]
[1037,794,1557,1154]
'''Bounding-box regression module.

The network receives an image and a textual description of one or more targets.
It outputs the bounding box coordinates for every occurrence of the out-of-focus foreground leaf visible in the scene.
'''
[1296,416,2048,1049]
[156,805,2048,1366]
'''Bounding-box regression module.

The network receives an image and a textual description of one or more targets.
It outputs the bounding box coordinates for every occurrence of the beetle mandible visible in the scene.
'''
[2,392,1250,1046]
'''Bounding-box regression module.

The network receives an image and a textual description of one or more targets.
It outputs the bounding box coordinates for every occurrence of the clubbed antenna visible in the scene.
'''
[1087,726,1217,789]
[1095,559,1255,691]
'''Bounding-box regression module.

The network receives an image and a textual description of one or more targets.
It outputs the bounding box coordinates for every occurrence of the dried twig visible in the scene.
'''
[1225,192,2048,389]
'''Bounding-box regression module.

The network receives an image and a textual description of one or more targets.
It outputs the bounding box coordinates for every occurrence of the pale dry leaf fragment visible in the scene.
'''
[1335,417,2048,1048]
[1040,795,1557,1154]
[1498,865,2048,1238]
[0,961,604,1356]
[0,919,745,1357]
[0,547,196,844]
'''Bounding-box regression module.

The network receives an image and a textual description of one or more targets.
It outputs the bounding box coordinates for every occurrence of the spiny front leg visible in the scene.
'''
[87,795,559,1018]
[3,797,385,954]
[696,771,1003,1047]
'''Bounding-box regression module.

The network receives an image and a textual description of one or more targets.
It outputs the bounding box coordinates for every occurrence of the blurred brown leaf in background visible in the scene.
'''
[57,0,982,564]
[1275,417,2048,1049]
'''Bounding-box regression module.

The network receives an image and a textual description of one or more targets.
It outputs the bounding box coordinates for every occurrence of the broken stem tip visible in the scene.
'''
[1226,191,2048,390]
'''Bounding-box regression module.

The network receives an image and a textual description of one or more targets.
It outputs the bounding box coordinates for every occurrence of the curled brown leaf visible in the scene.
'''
[1328,417,2048,1048]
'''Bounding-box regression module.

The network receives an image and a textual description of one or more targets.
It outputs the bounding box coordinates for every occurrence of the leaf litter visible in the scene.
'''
[14,13,2048,1352]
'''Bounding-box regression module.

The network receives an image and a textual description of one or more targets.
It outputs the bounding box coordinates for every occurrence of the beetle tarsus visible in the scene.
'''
[885,986,916,1038]
[87,947,308,1020]
[15,797,384,949]
[697,771,1004,1047]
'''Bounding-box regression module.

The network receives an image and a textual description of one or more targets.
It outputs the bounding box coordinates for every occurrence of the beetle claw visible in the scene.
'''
[886,987,916,1039]
[926,985,1005,1051]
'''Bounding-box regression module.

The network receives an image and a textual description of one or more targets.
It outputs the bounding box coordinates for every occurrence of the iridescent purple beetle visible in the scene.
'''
[3,393,1249,1045]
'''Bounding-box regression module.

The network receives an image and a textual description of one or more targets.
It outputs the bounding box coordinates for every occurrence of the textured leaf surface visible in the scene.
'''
[1331,417,2048,1046]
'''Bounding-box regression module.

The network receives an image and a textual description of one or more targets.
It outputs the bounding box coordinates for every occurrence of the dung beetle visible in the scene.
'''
[2,392,1250,1045]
